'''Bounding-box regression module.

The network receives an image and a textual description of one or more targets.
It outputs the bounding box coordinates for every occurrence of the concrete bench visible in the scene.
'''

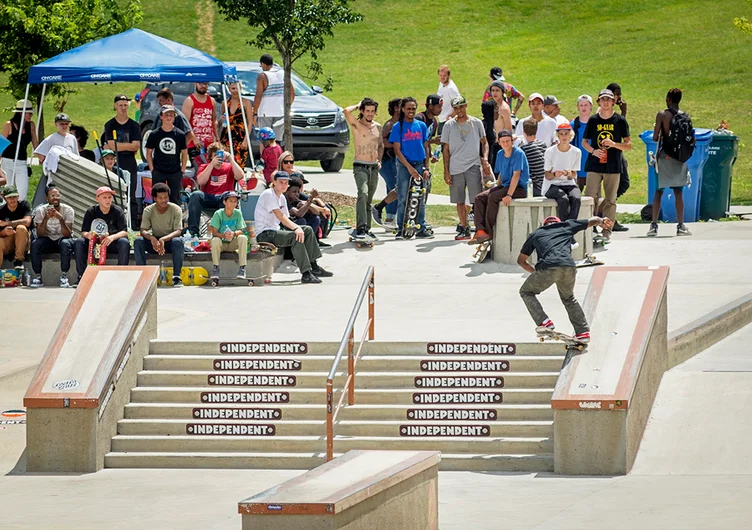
[492,196,595,264]
[238,450,440,530]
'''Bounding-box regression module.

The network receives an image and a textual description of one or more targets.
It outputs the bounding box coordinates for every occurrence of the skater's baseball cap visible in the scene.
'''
[54,113,71,123]
[274,171,291,181]
[577,94,593,105]
[159,105,177,115]
[96,186,114,198]
[543,95,563,106]
[101,149,116,157]
[556,122,572,131]
[2,185,19,198]
[543,215,561,225]
[497,129,513,139]
[597,89,615,100]
[290,171,309,184]
[426,94,442,106]
[113,94,131,103]
[528,93,544,103]
[490,67,505,81]
[451,95,467,108]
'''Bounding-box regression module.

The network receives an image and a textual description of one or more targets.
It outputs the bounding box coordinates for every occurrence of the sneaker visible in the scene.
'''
[354,227,367,240]
[302,271,322,284]
[593,226,600,234]
[318,240,332,248]
[30,274,43,288]
[455,226,471,241]
[383,219,397,230]
[172,276,183,287]
[59,273,70,288]
[236,266,246,279]
[467,212,474,222]
[536,319,555,334]
[371,206,384,226]
[676,223,692,236]
[395,231,404,240]
[468,229,492,245]
[455,224,464,234]
[571,241,580,250]
[601,231,612,242]
[311,263,333,277]
[13,260,24,269]
[574,332,591,344]
[211,265,220,279]
[367,231,379,241]
[647,223,658,237]
[612,221,629,232]
[416,230,434,239]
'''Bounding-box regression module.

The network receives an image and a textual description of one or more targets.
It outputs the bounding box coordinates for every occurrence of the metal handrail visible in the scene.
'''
[326,266,375,461]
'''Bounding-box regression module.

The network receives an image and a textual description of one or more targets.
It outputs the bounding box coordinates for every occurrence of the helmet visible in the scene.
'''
[543,216,561,226]
[257,127,276,141]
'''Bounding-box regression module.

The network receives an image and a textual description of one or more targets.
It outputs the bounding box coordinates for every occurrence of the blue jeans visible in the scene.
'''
[31,236,73,274]
[188,191,222,235]
[134,237,184,271]
[379,158,398,217]
[396,160,427,232]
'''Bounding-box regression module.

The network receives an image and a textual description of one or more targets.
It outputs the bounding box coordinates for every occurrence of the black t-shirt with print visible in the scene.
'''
[520,219,589,270]
[146,127,186,173]
[583,113,630,174]
[81,205,126,234]
[103,117,142,168]
[0,200,32,223]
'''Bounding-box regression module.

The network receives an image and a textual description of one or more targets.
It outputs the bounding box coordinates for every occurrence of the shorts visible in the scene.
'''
[258,116,284,143]
[656,150,690,189]
[449,165,483,204]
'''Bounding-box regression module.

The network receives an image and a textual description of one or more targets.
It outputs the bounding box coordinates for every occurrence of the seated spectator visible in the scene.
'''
[187,142,244,235]
[74,186,130,283]
[519,118,546,197]
[259,128,283,184]
[290,171,332,247]
[284,176,330,248]
[209,191,248,280]
[544,123,582,225]
[0,184,32,268]
[469,130,529,244]
[30,185,75,288]
[70,124,96,162]
[254,171,332,284]
[134,182,185,286]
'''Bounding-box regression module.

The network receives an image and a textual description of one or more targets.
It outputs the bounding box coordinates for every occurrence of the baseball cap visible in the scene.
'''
[426,94,442,106]
[543,216,561,225]
[543,95,563,106]
[528,93,544,103]
[2,185,19,198]
[101,149,116,157]
[96,186,114,197]
[114,94,131,103]
[274,171,291,181]
[490,67,505,81]
[13,99,34,113]
[451,94,467,108]
[159,105,177,115]
[556,122,573,131]
[222,190,239,200]
[289,171,309,184]
[54,113,71,123]
[497,130,513,139]
[577,94,593,105]
[598,89,615,100]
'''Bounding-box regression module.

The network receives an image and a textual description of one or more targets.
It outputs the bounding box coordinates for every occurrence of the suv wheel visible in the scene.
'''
[320,154,344,173]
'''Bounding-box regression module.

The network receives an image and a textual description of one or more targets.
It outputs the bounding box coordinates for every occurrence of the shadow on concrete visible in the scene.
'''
[415,240,461,253]
[460,261,523,278]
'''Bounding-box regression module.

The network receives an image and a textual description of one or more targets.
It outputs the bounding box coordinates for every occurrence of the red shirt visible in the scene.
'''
[261,144,283,184]
[187,93,215,149]
[198,162,236,195]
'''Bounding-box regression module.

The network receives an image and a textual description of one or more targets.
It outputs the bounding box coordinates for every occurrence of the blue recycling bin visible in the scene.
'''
[639,128,713,223]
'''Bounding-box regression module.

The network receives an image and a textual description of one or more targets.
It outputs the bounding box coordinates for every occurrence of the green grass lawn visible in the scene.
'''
[3,0,750,206]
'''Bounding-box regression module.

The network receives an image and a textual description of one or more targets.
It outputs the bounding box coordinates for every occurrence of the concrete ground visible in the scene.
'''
[1,196,751,528]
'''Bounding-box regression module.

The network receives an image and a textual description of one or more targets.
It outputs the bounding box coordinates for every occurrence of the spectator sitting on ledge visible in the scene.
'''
[289,171,331,248]
[30,185,75,288]
[0,184,32,269]
[208,190,248,281]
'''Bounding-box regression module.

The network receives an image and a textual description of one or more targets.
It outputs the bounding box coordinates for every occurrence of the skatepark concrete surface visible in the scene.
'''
[1,216,752,528]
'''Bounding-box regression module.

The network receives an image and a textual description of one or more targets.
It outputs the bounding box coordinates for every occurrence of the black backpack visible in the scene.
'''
[662,109,695,162]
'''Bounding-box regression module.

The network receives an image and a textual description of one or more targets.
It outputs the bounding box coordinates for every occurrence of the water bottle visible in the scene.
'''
[184,231,193,252]
[192,233,199,249]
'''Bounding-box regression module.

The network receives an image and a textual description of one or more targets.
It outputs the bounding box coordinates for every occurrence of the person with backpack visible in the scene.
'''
[648,88,694,237]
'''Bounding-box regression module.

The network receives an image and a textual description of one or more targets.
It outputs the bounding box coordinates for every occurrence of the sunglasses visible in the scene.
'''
[283,159,294,164]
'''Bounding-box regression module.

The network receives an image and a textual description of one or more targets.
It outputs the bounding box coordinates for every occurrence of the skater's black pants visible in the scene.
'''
[545,184,581,221]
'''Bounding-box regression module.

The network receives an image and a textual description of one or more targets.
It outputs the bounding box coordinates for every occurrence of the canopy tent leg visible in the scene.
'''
[11,84,31,182]
[221,83,234,162]
[35,84,46,139]
[236,80,254,168]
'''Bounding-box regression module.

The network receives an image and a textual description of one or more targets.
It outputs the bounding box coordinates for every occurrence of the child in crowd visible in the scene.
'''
[543,123,582,226]
[519,118,546,197]
[208,190,247,281]
[258,128,282,184]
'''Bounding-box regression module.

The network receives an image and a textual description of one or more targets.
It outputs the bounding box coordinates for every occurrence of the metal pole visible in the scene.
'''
[347,329,355,406]
[35,84,46,138]
[368,271,375,340]
[221,83,234,161]
[235,80,254,168]
[326,379,333,462]
[11,84,31,182]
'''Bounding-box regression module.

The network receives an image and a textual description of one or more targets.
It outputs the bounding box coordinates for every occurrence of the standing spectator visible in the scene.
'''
[605,82,630,232]
[344,98,383,239]
[187,142,244,236]
[69,124,95,162]
[146,105,188,205]
[436,65,460,125]
[581,89,631,241]
[544,123,582,223]
[481,81,513,169]
[134,182,185,285]
[208,191,248,280]
[29,186,74,288]
[441,95,491,240]
[648,88,692,237]
[389,97,432,240]
[371,98,402,228]
[259,129,283,184]
[104,94,142,227]
[415,94,443,150]
[514,94,557,147]
[255,171,332,284]
[607,83,628,117]
[0,185,32,268]
[73,186,130,283]
[519,118,547,197]
[469,130,529,244]
[252,54,295,152]
[482,67,525,116]
[219,81,254,168]
[34,113,78,164]
[570,95,593,191]
[153,88,196,147]
[543,95,568,126]
[182,82,218,163]
[1,100,38,201]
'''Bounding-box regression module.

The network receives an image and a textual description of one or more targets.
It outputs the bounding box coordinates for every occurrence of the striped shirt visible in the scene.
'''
[520,140,546,191]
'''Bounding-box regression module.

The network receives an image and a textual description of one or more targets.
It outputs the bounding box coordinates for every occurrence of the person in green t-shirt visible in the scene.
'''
[209,191,247,279]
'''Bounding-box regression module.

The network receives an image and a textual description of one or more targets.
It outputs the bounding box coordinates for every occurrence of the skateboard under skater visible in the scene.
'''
[575,254,604,268]
[348,228,376,248]
[87,219,109,266]
[537,329,588,351]
[472,240,492,263]
[402,176,427,239]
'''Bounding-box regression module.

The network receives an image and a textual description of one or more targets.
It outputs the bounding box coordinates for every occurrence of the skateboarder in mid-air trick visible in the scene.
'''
[517,215,613,344]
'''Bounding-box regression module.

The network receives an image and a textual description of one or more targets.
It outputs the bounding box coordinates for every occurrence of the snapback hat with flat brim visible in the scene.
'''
[2,185,19,197]
[274,171,291,181]
[96,186,114,197]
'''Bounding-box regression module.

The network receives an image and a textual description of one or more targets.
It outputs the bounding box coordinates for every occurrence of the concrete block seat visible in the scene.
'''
[491,196,594,265]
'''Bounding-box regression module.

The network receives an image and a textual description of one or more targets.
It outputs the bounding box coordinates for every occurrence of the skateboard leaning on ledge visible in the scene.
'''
[537,329,587,351]
[472,240,492,263]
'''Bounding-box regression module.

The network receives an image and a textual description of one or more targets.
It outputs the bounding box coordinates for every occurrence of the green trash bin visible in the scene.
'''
[700,132,739,220]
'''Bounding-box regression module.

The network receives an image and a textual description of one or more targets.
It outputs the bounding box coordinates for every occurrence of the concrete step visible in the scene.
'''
[130,387,555,405]
[135,371,559,389]
[104,451,553,472]
[142,354,565,373]
[123,403,554,421]
[149,340,338,356]
[110,434,553,454]
[116,419,554,438]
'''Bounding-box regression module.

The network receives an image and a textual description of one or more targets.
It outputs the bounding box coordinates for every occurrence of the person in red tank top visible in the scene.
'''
[181,82,218,150]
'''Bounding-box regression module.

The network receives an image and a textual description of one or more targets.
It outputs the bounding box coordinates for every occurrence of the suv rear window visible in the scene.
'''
[235,69,313,97]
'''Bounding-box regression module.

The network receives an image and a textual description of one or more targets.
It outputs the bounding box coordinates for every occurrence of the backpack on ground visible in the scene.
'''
[662,109,695,163]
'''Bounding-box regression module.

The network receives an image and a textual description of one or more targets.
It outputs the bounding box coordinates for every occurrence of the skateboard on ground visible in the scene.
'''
[209,275,260,287]
[87,219,109,266]
[575,254,604,268]
[472,241,492,263]
[158,264,209,286]
[0,268,24,287]
[537,329,588,351]
[402,176,427,239]
[348,228,376,248]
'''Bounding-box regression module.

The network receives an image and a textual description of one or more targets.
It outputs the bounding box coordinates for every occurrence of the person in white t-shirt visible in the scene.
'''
[514,93,557,147]
[33,113,79,164]
[543,123,582,222]
[437,65,460,124]
[254,171,332,284]
[543,95,569,126]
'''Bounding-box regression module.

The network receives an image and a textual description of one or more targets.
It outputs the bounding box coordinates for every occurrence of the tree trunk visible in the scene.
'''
[283,52,294,156]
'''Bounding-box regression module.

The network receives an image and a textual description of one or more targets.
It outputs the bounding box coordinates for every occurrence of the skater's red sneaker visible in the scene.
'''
[574,332,590,344]
[535,319,555,334]
[468,229,492,245]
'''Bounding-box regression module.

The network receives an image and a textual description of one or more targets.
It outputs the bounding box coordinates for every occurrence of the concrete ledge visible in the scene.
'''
[492,196,594,265]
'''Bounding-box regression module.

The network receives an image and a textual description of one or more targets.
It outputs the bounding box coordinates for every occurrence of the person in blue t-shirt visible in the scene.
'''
[469,130,529,244]
[570,94,592,190]
[388,97,432,239]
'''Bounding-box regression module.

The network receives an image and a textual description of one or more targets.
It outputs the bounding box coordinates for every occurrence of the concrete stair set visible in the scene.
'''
[106,341,565,471]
